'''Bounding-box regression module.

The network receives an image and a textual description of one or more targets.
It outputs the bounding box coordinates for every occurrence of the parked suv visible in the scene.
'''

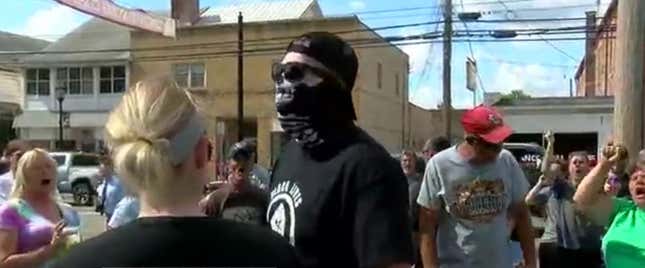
[50,152,101,206]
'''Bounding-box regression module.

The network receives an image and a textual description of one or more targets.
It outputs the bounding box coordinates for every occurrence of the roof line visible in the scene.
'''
[174,15,357,30]
[356,18,408,58]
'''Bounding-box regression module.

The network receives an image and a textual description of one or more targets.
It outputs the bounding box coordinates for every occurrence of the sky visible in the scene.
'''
[0,0,613,109]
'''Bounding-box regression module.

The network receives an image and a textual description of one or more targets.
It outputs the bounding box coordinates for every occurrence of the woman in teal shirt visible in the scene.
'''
[574,145,645,268]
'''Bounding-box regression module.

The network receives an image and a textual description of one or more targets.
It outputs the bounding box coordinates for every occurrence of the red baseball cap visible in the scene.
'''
[461,105,513,144]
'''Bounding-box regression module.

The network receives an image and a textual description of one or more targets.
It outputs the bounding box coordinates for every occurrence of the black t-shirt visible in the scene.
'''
[53,217,300,268]
[267,126,414,268]
[407,173,422,232]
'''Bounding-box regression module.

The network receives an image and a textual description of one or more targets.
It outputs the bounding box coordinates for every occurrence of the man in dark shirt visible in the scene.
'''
[267,32,413,268]
[401,149,422,267]
[201,142,268,225]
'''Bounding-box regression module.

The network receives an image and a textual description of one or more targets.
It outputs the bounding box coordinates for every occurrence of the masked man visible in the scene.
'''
[267,32,413,268]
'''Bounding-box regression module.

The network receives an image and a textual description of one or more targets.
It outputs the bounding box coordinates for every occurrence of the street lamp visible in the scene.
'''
[55,88,66,150]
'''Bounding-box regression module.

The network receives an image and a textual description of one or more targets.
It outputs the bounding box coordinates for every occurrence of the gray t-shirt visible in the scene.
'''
[417,147,529,268]
[534,179,603,250]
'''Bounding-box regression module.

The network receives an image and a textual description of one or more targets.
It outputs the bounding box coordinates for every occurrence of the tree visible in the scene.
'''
[495,90,532,106]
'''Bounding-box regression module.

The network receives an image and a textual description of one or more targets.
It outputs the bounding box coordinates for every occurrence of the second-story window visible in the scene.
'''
[100,66,126,94]
[26,68,50,96]
[174,63,205,89]
[395,73,400,96]
[56,67,93,95]
[377,62,383,89]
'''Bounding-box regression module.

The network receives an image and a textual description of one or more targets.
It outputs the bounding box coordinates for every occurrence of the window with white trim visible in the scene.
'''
[99,66,126,94]
[173,63,205,89]
[26,68,50,96]
[56,67,93,95]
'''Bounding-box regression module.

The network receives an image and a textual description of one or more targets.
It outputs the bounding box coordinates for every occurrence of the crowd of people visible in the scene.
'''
[0,32,642,268]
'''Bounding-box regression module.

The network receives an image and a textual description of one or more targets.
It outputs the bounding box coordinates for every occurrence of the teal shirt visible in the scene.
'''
[602,198,645,268]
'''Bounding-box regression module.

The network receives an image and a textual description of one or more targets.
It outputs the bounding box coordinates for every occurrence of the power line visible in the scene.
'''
[2,31,607,59]
[0,35,597,65]
[481,4,597,15]
[477,58,577,68]
[16,16,593,39]
[130,37,601,63]
[414,4,443,93]
[540,38,578,61]
[493,0,579,62]
[341,0,534,15]
[460,0,485,93]
[1,19,606,56]
[0,20,446,55]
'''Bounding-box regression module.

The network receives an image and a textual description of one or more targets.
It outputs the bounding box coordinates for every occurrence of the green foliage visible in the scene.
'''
[496,90,532,106]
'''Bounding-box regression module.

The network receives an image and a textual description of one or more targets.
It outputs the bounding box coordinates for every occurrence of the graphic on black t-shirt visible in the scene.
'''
[451,179,507,222]
[222,205,265,224]
[267,181,302,245]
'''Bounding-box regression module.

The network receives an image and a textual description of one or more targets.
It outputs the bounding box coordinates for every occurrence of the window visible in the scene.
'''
[71,154,99,166]
[52,155,66,166]
[26,68,50,96]
[99,66,126,94]
[174,63,205,89]
[377,63,383,89]
[56,67,93,95]
[395,73,400,96]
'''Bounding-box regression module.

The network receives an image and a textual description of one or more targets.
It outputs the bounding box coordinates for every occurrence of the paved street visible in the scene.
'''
[62,194,106,240]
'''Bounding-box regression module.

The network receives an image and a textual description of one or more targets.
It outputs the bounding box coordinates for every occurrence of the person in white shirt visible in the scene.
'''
[0,140,30,204]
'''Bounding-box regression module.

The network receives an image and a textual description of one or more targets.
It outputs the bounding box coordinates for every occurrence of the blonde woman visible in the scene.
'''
[0,149,81,268]
[54,77,299,268]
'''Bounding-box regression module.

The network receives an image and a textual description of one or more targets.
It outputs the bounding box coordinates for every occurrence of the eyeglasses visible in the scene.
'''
[271,62,346,89]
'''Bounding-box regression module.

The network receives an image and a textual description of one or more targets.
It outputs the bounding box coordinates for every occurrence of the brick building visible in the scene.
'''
[574,0,645,97]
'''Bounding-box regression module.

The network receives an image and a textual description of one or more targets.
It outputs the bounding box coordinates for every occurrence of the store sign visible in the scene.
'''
[55,0,175,37]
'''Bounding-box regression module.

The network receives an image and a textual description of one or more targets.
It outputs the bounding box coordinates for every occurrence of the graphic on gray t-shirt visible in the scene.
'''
[417,147,529,268]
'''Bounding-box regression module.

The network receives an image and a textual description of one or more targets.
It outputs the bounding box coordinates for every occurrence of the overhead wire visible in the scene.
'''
[342,0,534,15]
[460,0,485,93]
[413,2,443,95]
[0,35,601,65]
[492,0,579,62]
[0,18,609,56]
[130,37,604,63]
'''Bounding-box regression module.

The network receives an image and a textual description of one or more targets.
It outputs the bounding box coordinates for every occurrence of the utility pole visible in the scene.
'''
[614,0,645,161]
[443,0,453,141]
[237,12,244,142]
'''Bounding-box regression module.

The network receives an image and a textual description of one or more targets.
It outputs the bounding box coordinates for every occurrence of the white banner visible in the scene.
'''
[55,0,175,37]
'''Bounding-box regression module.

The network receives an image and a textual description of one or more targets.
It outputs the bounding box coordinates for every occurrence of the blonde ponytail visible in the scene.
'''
[105,76,201,204]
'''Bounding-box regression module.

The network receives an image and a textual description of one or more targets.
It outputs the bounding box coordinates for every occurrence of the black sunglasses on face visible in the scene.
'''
[271,62,346,89]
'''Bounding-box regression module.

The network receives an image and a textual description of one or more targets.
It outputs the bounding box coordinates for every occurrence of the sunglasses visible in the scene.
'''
[271,62,346,89]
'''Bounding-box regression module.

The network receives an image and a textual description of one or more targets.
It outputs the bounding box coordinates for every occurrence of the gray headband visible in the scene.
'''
[167,115,206,165]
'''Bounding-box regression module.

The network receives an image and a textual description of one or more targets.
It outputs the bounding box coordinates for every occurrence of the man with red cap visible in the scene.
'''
[417,105,536,268]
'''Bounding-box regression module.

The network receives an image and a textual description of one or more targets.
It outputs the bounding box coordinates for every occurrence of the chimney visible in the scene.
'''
[584,11,597,97]
[172,0,200,26]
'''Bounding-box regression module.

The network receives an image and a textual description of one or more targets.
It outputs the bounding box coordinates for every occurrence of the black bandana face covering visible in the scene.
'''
[275,68,326,149]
